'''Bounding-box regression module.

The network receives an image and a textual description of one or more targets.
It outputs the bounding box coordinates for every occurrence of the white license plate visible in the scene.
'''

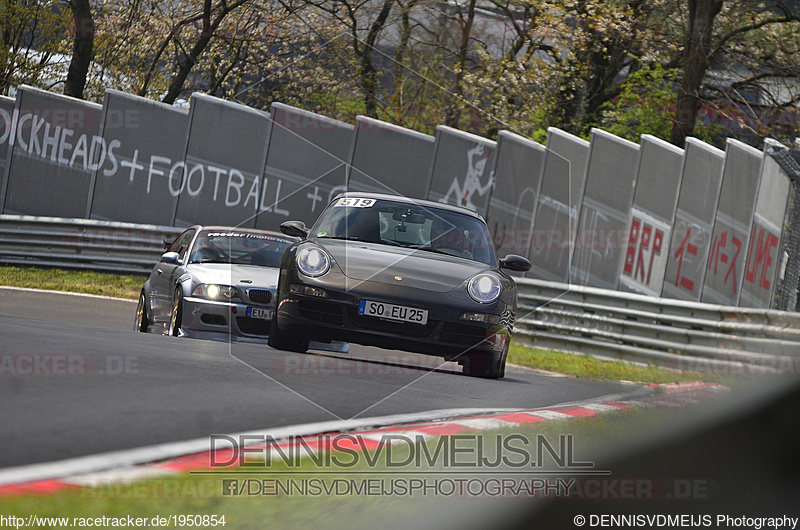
[358,300,428,325]
[247,307,273,320]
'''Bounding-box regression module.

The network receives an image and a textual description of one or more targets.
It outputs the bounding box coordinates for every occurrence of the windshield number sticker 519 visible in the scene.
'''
[335,198,376,208]
[359,300,428,325]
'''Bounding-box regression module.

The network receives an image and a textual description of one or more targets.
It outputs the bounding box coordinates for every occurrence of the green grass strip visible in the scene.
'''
[508,343,725,384]
[0,265,144,300]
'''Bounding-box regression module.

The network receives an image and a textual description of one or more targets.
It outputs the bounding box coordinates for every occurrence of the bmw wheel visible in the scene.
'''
[134,291,149,333]
[169,287,183,337]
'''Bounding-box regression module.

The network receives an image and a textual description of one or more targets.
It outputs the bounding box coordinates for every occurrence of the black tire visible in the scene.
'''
[496,343,508,378]
[268,316,309,353]
[461,344,508,379]
[134,291,149,333]
[168,286,183,337]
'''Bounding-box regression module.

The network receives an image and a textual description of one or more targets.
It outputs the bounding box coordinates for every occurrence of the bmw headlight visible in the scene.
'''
[468,274,502,304]
[192,284,236,300]
[296,247,330,277]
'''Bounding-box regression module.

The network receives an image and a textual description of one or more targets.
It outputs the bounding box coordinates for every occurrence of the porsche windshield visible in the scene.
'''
[311,198,497,266]
[189,231,293,266]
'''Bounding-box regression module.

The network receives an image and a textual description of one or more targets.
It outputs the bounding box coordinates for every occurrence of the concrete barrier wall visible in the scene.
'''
[701,139,763,305]
[526,128,590,283]
[255,102,354,229]
[174,94,271,228]
[0,97,15,191]
[618,135,685,296]
[346,116,434,198]
[570,129,640,289]
[661,138,725,301]
[88,90,189,225]
[0,85,792,310]
[740,139,792,308]
[486,131,546,260]
[1,86,103,218]
[426,125,496,216]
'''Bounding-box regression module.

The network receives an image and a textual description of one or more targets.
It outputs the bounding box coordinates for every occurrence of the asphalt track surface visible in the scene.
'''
[0,287,641,470]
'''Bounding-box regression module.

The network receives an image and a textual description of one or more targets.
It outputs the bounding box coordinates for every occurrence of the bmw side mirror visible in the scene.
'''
[160,251,180,264]
[500,254,531,272]
[280,220,310,239]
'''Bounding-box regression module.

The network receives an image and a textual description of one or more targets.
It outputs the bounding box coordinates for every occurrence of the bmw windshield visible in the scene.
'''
[189,230,293,266]
[310,198,497,266]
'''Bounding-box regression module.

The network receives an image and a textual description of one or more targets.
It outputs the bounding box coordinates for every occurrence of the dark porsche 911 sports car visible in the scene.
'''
[135,226,296,341]
[269,193,532,378]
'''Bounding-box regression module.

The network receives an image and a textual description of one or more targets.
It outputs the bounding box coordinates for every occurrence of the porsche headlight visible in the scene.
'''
[296,247,330,277]
[192,284,236,300]
[468,274,502,304]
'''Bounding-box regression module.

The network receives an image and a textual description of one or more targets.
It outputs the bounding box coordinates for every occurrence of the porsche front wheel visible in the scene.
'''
[268,317,309,353]
[461,344,507,379]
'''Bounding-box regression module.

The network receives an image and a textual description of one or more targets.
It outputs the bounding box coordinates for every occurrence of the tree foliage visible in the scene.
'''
[600,63,680,142]
[0,0,71,95]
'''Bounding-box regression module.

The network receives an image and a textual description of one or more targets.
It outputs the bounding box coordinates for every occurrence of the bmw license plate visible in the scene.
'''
[358,300,428,325]
[247,307,273,320]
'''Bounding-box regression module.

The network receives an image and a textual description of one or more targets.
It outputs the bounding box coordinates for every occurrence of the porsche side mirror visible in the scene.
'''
[280,220,310,239]
[160,251,180,264]
[500,254,531,272]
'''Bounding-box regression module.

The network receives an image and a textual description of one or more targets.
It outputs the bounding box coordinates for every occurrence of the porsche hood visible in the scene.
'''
[316,239,491,292]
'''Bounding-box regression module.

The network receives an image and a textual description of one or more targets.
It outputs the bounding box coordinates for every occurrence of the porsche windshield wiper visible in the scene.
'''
[318,235,378,243]
[416,247,473,259]
[417,247,451,256]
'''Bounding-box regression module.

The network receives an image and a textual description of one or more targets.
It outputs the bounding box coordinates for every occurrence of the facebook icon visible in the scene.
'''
[222,479,239,496]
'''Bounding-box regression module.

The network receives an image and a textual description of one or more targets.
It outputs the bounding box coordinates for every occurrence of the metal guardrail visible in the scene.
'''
[0,215,182,275]
[514,278,800,374]
[1,215,797,374]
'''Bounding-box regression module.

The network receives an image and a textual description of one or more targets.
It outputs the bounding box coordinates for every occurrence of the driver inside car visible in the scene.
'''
[429,216,473,259]
[189,236,224,263]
